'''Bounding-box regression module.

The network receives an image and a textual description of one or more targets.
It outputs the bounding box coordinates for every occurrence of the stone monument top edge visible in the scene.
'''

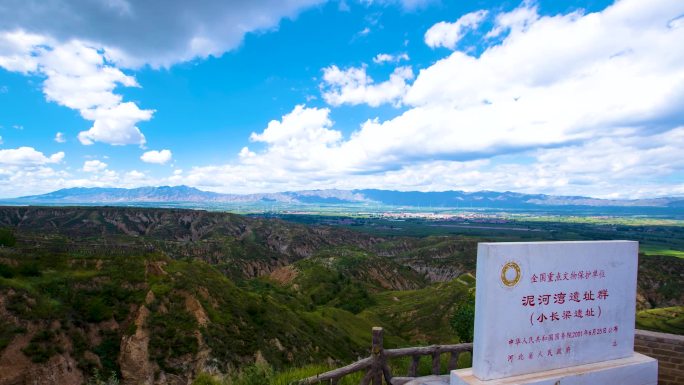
[478,240,637,246]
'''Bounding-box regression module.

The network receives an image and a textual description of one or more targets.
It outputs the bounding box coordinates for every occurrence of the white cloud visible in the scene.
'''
[0,30,48,73]
[359,0,436,11]
[373,52,410,64]
[0,159,162,199]
[82,160,108,172]
[0,0,324,69]
[54,132,66,143]
[321,65,414,107]
[125,170,146,179]
[0,1,323,148]
[0,166,70,198]
[0,166,163,198]
[250,105,338,145]
[425,10,488,49]
[357,27,371,37]
[0,147,64,166]
[78,102,152,146]
[177,126,684,198]
[485,2,539,39]
[397,0,684,154]
[0,36,153,146]
[140,149,173,165]
[177,0,684,198]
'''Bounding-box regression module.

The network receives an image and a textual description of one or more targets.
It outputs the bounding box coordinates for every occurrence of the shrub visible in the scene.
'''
[233,363,273,385]
[148,296,199,373]
[86,369,120,385]
[0,263,14,278]
[0,321,26,350]
[0,228,16,247]
[93,331,121,376]
[22,330,63,363]
[84,297,114,323]
[192,372,224,385]
[450,296,475,343]
[17,262,41,277]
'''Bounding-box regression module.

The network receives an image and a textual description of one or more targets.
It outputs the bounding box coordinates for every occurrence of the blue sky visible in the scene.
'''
[0,0,683,198]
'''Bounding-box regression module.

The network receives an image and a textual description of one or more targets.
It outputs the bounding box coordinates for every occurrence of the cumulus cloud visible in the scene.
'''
[0,1,323,147]
[141,149,173,165]
[0,30,48,73]
[125,170,146,179]
[0,158,160,199]
[78,102,152,146]
[393,0,684,160]
[0,147,64,166]
[424,10,488,49]
[82,160,108,172]
[373,52,410,64]
[250,105,338,145]
[485,2,538,39]
[177,126,684,198]
[0,34,153,146]
[54,132,66,143]
[178,0,684,198]
[321,65,414,107]
[0,0,324,68]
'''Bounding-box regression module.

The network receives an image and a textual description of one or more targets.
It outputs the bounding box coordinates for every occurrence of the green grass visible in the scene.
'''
[272,365,364,385]
[640,247,684,258]
[636,307,684,335]
[360,278,473,344]
[192,365,365,385]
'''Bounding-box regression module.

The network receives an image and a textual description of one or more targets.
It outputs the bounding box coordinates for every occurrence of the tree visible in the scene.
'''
[0,228,16,247]
[450,294,475,342]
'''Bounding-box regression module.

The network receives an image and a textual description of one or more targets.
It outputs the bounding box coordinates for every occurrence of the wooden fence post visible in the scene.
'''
[408,355,420,377]
[372,327,383,385]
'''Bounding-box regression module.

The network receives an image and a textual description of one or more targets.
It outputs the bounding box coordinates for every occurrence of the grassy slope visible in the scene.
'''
[360,276,475,345]
[0,249,383,378]
[636,306,684,335]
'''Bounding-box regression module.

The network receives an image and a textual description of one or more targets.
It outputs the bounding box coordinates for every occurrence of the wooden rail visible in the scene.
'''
[298,327,473,385]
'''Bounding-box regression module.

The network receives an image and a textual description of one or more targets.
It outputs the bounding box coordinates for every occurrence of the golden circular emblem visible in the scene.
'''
[501,261,521,287]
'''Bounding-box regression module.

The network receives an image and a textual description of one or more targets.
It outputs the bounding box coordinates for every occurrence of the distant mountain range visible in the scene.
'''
[4,186,684,209]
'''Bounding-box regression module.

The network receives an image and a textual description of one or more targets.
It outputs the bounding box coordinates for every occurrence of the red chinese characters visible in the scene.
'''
[530,269,606,284]
[504,345,572,365]
[522,295,535,306]
[553,292,566,304]
[506,325,619,349]
[521,289,608,307]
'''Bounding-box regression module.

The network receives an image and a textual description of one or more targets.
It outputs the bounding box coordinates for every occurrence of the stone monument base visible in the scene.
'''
[450,353,657,385]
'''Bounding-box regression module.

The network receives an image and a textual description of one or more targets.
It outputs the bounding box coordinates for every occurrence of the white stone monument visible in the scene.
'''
[451,241,657,385]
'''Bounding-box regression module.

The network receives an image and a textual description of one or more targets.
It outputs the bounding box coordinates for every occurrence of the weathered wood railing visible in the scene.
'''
[298,327,473,385]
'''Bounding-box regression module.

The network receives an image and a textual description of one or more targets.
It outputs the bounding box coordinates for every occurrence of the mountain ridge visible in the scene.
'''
[5,185,684,208]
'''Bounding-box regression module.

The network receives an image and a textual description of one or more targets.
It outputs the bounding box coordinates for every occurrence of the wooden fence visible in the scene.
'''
[298,327,473,385]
